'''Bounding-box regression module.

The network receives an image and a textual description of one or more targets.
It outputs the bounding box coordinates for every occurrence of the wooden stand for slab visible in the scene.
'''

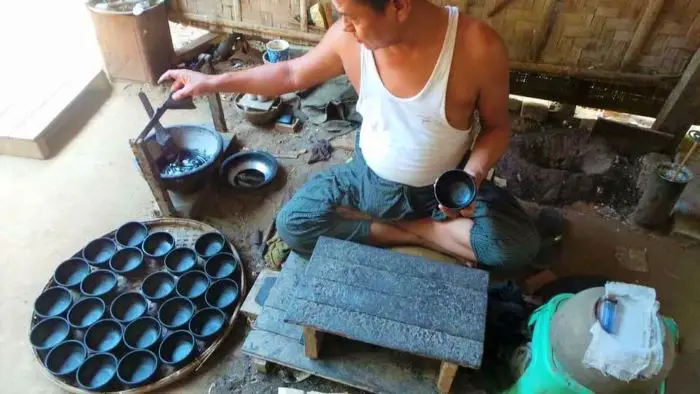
[130,59,230,218]
[301,325,460,393]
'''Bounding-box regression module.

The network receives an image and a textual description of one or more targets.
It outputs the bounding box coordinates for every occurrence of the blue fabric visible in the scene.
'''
[276,146,539,267]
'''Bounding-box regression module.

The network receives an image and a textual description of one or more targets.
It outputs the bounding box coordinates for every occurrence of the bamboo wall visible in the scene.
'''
[170,0,700,79]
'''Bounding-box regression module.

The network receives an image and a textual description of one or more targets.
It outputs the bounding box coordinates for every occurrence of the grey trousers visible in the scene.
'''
[276,148,540,267]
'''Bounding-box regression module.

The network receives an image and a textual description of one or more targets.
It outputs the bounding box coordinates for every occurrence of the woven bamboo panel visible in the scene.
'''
[172,0,700,75]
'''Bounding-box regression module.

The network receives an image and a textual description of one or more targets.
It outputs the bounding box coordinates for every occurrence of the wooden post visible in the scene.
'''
[437,362,459,394]
[300,0,309,32]
[200,60,228,133]
[620,0,665,70]
[232,0,242,22]
[303,327,323,359]
[129,139,177,217]
[652,47,700,149]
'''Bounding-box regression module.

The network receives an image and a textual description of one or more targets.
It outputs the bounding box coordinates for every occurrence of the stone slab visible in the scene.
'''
[311,237,488,291]
[305,260,487,312]
[294,276,486,341]
[285,298,484,368]
[255,306,304,342]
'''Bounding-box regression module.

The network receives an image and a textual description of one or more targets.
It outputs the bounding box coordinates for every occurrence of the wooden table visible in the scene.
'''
[285,237,489,394]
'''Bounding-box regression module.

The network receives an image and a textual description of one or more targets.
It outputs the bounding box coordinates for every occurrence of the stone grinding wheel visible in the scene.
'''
[550,287,676,393]
[29,218,247,394]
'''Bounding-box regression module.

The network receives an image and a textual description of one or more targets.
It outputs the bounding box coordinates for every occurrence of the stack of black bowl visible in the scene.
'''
[29,222,242,391]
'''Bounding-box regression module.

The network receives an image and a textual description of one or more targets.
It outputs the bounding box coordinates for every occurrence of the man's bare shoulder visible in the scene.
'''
[324,21,361,56]
[456,15,508,65]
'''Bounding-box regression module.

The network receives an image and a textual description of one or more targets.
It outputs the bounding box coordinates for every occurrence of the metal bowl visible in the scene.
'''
[234,93,283,125]
[219,151,278,189]
[149,124,223,194]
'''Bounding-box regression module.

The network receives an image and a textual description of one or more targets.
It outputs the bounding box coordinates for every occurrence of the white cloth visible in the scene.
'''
[582,282,664,381]
[356,6,473,187]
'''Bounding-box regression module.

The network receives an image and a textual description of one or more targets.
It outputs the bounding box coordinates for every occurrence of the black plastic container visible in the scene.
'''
[117,349,159,387]
[158,297,195,330]
[80,270,119,299]
[124,317,162,351]
[110,292,148,324]
[76,352,118,391]
[205,279,240,311]
[194,232,226,259]
[164,247,198,276]
[30,317,71,353]
[83,238,118,267]
[34,286,73,318]
[53,258,91,289]
[203,253,239,281]
[176,270,210,304]
[141,271,176,302]
[158,330,196,367]
[189,307,226,342]
[44,340,87,378]
[142,232,175,259]
[434,169,477,210]
[109,247,145,277]
[67,297,106,330]
[115,221,149,248]
[84,319,124,353]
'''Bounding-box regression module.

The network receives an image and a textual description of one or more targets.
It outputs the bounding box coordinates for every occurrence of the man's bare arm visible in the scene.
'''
[160,23,346,100]
[463,26,511,186]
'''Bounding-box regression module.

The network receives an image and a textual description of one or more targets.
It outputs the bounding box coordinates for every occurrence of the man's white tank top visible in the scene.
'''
[357,6,472,187]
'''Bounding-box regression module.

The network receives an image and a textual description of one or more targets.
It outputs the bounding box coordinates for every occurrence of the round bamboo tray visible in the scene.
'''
[30,217,247,393]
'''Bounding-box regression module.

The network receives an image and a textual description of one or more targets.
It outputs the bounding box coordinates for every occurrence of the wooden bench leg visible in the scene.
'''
[303,327,324,359]
[252,358,271,374]
[437,361,459,394]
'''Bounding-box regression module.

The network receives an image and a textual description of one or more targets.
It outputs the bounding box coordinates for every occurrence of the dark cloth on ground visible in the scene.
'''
[276,143,540,267]
[307,139,334,164]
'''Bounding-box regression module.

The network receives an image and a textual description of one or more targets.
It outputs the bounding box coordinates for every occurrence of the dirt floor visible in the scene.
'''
[2,81,700,393]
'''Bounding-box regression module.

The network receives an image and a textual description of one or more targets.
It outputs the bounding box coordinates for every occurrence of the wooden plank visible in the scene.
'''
[294,277,486,341]
[0,69,108,159]
[233,0,242,21]
[304,326,323,359]
[437,362,458,394]
[305,257,487,308]
[510,61,678,87]
[620,0,666,70]
[311,237,489,291]
[170,11,324,44]
[653,47,700,146]
[242,329,450,393]
[285,298,484,368]
[174,32,220,64]
[300,0,309,32]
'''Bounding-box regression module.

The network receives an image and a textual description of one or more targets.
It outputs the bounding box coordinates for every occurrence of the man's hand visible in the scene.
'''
[439,202,476,219]
[438,168,481,219]
[158,69,213,100]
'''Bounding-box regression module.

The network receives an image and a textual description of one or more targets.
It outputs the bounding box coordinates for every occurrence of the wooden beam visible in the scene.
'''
[170,11,324,45]
[300,0,309,32]
[437,362,459,394]
[653,47,700,147]
[174,32,220,64]
[620,0,665,70]
[232,0,242,22]
[510,61,678,87]
[530,0,559,62]
[303,327,323,359]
